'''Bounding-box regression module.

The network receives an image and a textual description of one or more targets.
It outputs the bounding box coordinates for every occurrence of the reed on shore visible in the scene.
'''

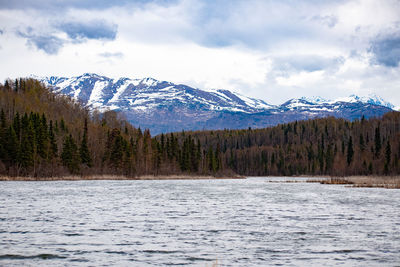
[307,176,400,189]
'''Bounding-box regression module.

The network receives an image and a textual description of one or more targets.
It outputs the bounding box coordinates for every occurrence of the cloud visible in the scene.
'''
[16,29,64,54]
[1,0,400,108]
[0,0,147,10]
[179,0,347,50]
[273,55,344,72]
[0,29,3,35]
[98,51,124,58]
[56,20,117,41]
[370,34,400,67]
[310,15,338,28]
[14,19,118,55]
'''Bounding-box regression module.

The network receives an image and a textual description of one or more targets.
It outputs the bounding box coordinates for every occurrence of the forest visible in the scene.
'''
[0,78,399,178]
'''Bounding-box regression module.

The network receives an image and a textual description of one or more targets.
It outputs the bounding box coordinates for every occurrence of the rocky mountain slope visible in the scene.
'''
[40,73,394,134]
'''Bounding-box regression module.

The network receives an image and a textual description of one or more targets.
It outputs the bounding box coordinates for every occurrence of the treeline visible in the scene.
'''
[0,78,228,177]
[173,112,400,176]
[1,78,399,178]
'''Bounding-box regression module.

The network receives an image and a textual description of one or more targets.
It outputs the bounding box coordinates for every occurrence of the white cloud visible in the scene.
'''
[0,0,400,107]
[276,70,325,87]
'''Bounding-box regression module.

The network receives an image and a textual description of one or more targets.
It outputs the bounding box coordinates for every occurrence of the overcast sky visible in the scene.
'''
[0,0,399,107]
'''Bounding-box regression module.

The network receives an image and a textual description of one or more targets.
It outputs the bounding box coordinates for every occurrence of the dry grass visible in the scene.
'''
[307,176,400,189]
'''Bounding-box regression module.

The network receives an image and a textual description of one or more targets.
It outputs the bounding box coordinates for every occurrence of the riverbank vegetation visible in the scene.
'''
[0,78,400,179]
[307,176,400,189]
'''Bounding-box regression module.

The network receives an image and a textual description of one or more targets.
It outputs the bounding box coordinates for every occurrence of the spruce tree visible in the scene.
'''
[347,136,354,166]
[207,146,216,172]
[48,120,58,159]
[8,126,19,166]
[384,141,391,174]
[0,109,6,160]
[109,131,124,169]
[375,126,381,157]
[13,112,20,141]
[80,119,92,167]
[19,117,35,168]
[36,114,49,159]
[61,134,80,173]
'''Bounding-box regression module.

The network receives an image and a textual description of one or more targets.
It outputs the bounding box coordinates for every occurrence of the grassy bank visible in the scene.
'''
[308,176,400,189]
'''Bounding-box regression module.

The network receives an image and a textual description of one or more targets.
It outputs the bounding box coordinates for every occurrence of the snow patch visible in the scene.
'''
[109,80,130,103]
[88,81,107,106]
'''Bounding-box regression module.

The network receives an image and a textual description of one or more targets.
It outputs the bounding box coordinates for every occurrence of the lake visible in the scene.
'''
[1,177,399,266]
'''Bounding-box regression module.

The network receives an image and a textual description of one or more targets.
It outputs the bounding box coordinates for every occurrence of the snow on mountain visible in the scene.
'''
[39,73,395,134]
[300,96,329,104]
[40,73,275,114]
[284,94,395,111]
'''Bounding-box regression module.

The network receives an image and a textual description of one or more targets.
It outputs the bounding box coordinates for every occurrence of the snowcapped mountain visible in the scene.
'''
[41,73,274,113]
[40,73,394,134]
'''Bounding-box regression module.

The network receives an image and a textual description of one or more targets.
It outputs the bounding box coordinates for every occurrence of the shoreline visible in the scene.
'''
[306,175,400,189]
[0,175,245,181]
[1,175,399,189]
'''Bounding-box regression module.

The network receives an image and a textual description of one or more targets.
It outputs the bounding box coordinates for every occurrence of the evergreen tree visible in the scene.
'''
[110,130,124,169]
[36,114,49,159]
[384,140,391,174]
[0,109,6,160]
[13,112,20,140]
[385,140,391,164]
[19,116,35,168]
[325,143,333,172]
[207,146,216,172]
[61,134,80,173]
[48,120,58,159]
[80,118,92,167]
[5,126,19,166]
[4,80,10,90]
[347,136,354,165]
[375,126,381,157]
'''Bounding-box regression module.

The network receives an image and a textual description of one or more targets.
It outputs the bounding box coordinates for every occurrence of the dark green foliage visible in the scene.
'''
[384,141,391,174]
[0,109,6,159]
[19,116,35,168]
[375,126,381,157]
[61,134,80,173]
[48,120,58,159]
[35,114,49,159]
[79,119,92,167]
[385,141,391,164]
[5,126,18,165]
[347,136,354,165]
[103,129,126,170]
[325,143,333,172]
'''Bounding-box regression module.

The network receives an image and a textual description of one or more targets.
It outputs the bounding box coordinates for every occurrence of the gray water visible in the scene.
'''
[0,177,399,266]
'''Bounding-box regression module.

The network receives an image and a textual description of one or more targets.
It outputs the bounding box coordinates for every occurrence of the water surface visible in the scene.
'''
[1,177,399,266]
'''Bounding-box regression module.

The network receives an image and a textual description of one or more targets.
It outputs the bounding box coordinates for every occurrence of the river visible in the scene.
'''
[1,177,399,266]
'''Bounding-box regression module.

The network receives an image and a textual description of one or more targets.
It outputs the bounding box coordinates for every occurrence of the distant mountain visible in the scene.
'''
[40,73,394,134]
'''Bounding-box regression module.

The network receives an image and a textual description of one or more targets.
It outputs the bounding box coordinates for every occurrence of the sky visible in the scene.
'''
[0,0,400,108]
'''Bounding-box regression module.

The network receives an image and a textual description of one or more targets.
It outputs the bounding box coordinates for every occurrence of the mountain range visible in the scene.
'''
[40,73,395,135]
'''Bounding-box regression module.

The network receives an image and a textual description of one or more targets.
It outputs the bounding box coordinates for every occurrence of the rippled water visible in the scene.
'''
[1,177,400,266]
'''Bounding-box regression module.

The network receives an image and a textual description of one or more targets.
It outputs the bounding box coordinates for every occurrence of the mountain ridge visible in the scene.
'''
[39,73,394,134]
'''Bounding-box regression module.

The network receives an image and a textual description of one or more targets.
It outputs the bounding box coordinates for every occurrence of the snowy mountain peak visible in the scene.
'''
[333,94,394,109]
[38,73,395,134]
[300,96,328,104]
[40,74,275,114]
[355,94,394,109]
